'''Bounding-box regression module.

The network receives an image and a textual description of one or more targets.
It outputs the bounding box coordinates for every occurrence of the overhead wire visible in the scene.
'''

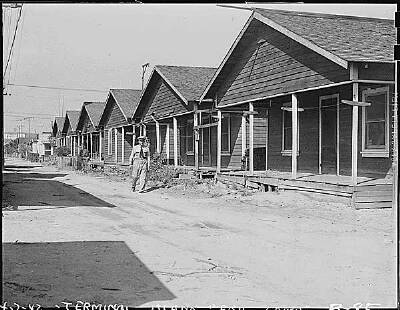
[6,83,108,93]
[3,4,23,83]
[11,4,26,84]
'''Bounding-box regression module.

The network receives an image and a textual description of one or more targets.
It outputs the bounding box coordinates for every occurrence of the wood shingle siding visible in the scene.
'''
[106,97,128,129]
[143,79,188,122]
[215,19,348,107]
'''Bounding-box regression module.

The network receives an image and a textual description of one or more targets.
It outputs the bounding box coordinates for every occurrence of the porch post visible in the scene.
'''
[291,93,298,179]
[86,134,89,150]
[90,132,93,159]
[122,126,125,163]
[166,123,170,162]
[143,124,146,136]
[249,102,254,175]
[156,120,161,153]
[194,104,199,170]
[132,124,135,146]
[99,130,102,160]
[70,136,73,155]
[114,128,118,162]
[173,117,178,167]
[265,109,269,171]
[241,114,246,159]
[350,63,359,186]
[217,110,222,173]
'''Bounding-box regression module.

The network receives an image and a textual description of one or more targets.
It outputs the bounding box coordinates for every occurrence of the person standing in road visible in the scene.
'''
[129,136,150,193]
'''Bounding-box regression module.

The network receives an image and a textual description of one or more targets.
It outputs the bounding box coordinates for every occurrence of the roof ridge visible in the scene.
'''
[110,88,141,91]
[252,7,394,22]
[156,64,217,70]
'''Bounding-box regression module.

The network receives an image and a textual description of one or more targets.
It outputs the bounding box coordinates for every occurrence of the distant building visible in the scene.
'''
[31,131,54,158]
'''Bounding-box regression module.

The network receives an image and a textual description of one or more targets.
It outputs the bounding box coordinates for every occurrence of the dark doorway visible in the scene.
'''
[320,95,338,174]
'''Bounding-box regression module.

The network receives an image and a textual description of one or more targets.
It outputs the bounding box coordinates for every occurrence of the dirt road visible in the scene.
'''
[2,158,396,307]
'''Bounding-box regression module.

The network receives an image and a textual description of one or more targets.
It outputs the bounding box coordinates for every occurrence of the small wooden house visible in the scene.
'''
[98,89,142,165]
[198,8,395,208]
[76,101,106,160]
[132,65,216,167]
[52,116,66,148]
[63,110,81,156]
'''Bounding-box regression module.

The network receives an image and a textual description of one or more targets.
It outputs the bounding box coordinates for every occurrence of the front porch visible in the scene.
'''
[217,170,393,209]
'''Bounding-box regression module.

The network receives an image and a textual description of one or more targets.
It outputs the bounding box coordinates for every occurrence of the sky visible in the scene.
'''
[2,3,396,134]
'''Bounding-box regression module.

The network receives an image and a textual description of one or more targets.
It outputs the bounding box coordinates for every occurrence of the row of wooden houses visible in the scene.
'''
[51,8,396,208]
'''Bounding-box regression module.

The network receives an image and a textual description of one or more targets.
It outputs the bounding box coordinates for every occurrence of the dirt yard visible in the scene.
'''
[2,158,396,308]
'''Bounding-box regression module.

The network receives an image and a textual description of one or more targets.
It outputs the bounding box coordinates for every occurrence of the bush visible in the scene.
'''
[27,152,39,162]
[55,146,70,157]
[147,152,182,186]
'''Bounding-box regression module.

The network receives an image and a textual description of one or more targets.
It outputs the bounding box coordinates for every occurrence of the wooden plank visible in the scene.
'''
[249,102,254,175]
[355,195,392,203]
[194,105,199,170]
[279,179,353,193]
[355,201,392,209]
[279,184,352,197]
[121,126,125,163]
[166,123,170,161]
[355,184,393,191]
[217,110,222,173]
[194,122,218,129]
[291,94,298,179]
[350,63,359,186]
[241,114,246,158]
[173,117,178,167]
[341,100,371,107]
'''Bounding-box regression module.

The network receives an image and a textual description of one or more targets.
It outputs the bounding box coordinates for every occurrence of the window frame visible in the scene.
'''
[361,86,390,158]
[281,103,300,156]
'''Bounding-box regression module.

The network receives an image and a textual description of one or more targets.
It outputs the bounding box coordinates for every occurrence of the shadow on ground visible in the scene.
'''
[3,169,116,210]
[2,241,175,306]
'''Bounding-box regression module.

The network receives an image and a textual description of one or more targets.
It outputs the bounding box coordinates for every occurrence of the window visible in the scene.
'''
[107,129,112,155]
[186,119,194,154]
[221,113,231,153]
[281,104,299,156]
[362,87,389,157]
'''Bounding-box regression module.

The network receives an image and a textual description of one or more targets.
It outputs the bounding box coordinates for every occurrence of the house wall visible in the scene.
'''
[143,78,188,123]
[105,96,129,129]
[123,125,135,165]
[215,19,349,108]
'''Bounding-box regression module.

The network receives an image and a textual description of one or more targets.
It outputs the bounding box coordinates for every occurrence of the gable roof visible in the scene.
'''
[54,117,65,133]
[84,101,106,127]
[109,89,142,119]
[155,65,217,102]
[200,8,395,101]
[65,110,81,132]
[253,8,395,64]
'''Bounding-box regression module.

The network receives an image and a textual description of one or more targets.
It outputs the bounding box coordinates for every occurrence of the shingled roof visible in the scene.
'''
[252,8,395,63]
[84,102,106,127]
[109,89,142,119]
[65,110,81,131]
[155,65,217,102]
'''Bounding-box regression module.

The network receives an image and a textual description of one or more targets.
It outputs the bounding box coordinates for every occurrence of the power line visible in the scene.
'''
[3,4,23,84]
[6,83,108,93]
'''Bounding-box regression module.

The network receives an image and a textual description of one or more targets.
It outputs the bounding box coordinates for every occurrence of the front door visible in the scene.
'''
[320,95,339,174]
[199,113,211,167]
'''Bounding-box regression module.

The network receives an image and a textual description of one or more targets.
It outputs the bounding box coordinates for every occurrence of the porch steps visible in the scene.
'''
[353,184,393,209]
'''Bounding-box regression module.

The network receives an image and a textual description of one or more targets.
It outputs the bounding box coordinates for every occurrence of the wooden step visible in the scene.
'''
[279,184,353,197]
[279,179,353,194]
[354,201,392,209]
